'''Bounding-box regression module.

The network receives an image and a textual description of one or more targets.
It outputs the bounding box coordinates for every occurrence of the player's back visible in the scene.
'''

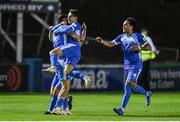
[51,24,68,48]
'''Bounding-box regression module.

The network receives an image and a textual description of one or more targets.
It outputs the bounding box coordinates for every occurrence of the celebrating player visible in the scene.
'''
[44,13,92,115]
[51,9,90,115]
[95,17,152,116]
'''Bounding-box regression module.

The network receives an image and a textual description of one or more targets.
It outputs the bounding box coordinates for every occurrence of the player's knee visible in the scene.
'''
[128,80,137,89]
[49,48,56,54]
[60,80,67,89]
[64,64,73,74]
[53,87,60,95]
[61,80,70,94]
[50,48,63,56]
[66,80,70,91]
[50,87,54,96]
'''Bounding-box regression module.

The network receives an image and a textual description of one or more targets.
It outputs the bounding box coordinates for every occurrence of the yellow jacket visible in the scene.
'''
[141,50,156,62]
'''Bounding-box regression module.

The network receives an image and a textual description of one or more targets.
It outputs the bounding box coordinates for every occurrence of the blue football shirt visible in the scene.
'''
[113,32,148,70]
[54,22,82,47]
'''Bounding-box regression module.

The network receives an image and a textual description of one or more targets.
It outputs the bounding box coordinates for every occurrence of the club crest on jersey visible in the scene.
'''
[133,73,137,77]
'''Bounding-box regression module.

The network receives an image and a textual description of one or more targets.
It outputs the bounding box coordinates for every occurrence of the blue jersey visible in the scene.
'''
[54,22,82,47]
[113,32,148,70]
[51,24,68,48]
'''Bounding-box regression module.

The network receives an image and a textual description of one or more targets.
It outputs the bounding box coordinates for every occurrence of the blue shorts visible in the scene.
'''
[59,43,81,57]
[59,44,81,67]
[124,69,142,82]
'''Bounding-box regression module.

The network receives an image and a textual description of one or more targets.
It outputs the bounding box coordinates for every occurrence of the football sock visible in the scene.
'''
[121,83,132,109]
[134,85,147,96]
[55,98,64,108]
[48,94,58,112]
[63,98,68,110]
[70,70,86,80]
[50,53,57,67]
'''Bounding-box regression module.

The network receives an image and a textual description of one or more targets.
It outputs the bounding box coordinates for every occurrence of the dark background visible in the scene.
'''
[0,0,180,63]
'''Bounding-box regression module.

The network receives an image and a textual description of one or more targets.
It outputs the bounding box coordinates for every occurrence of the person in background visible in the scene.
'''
[139,27,159,90]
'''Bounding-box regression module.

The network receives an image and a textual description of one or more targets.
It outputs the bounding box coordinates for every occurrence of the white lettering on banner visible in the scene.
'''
[28,5,43,11]
[0,4,43,11]
[168,69,180,78]
[149,69,180,89]
[150,80,174,89]
[149,81,156,89]
[71,70,109,90]
[158,80,174,89]
[0,75,8,81]
[96,70,108,89]
[0,4,26,11]
[150,69,180,79]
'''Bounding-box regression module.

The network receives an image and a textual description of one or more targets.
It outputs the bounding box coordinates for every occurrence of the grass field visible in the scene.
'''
[0,91,180,121]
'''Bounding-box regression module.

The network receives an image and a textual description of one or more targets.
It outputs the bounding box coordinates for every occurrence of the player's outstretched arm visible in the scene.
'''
[80,22,87,44]
[49,30,53,42]
[68,22,87,46]
[95,37,115,48]
[54,24,75,34]
[48,26,54,42]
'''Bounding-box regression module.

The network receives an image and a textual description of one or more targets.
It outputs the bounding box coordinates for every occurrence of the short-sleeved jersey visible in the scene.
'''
[53,22,82,67]
[54,22,82,47]
[51,24,68,48]
[113,32,148,70]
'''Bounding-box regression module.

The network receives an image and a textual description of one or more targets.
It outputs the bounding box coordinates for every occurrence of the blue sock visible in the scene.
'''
[134,85,147,96]
[121,83,132,109]
[48,94,58,112]
[70,70,86,80]
[50,53,57,67]
[55,98,64,108]
[63,98,68,110]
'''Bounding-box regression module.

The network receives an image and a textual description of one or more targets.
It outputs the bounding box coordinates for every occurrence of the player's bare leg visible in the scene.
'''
[42,48,64,73]
[61,64,73,115]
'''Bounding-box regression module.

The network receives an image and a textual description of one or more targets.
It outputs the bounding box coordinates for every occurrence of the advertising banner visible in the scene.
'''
[149,64,180,91]
[0,64,28,91]
[42,65,124,92]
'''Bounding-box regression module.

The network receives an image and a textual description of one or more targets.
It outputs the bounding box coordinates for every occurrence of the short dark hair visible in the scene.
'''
[126,17,136,29]
[69,9,79,17]
[56,14,67,23]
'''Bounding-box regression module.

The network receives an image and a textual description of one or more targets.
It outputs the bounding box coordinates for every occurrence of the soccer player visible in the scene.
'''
[45,14,91,115]
[51,9,89,115]
[95,17,152,116]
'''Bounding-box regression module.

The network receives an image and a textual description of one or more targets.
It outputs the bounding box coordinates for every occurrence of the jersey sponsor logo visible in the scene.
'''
[71,23,77,27]
[121,36,137,43]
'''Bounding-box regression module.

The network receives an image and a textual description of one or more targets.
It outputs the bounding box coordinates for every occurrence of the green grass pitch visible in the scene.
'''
[0,91,180,121]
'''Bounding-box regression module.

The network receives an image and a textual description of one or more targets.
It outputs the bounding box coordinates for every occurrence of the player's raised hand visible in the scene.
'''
[82,22,87,31]
[49,26,53,30]
[95,37,103,43]
[131,45,141,51]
